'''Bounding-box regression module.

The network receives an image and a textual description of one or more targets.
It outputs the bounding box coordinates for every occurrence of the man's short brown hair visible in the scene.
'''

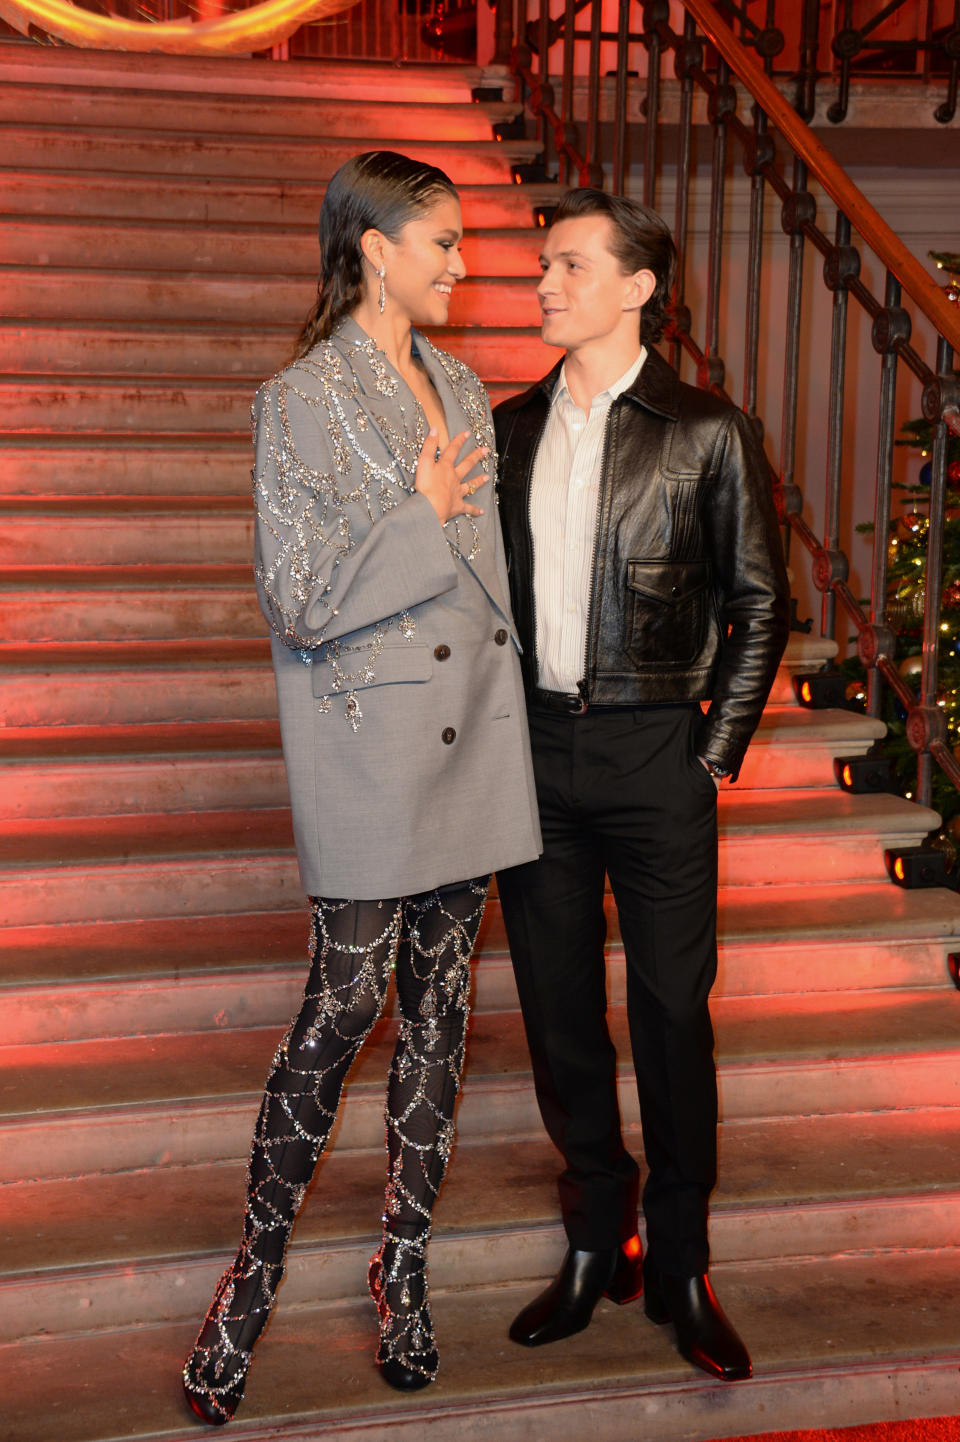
[551,189,677,344]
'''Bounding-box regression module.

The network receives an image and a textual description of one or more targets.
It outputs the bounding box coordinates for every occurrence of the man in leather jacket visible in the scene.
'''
[494,189,790,1381]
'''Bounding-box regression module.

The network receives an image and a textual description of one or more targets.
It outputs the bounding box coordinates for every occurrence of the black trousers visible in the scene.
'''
[497,703,719,1277]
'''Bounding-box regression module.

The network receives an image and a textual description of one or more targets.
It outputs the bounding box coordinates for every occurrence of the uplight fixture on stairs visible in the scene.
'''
[792,671,848,709]
[833,752,897,794]
[511,162,550,185]
[533,205,558,229]
[884,845,954,890]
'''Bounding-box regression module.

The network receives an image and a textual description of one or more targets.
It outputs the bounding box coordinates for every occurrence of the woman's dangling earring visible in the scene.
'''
[378,266,386,315]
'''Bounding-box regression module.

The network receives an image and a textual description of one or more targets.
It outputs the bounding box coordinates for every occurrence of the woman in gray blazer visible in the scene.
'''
[182,151,541,1425]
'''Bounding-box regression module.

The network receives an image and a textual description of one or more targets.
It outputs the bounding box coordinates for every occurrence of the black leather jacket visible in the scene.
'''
[494,347,791,781]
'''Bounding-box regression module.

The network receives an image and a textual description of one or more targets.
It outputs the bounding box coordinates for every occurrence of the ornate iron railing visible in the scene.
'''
[495,0,960,811]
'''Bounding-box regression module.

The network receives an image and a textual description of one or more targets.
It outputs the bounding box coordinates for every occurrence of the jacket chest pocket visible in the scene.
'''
[624,559,710,668]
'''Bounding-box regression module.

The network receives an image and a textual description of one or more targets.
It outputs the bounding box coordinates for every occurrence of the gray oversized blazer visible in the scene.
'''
[253,316,541,900]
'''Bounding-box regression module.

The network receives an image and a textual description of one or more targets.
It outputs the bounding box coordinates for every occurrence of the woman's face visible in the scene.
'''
[380,193,467,327]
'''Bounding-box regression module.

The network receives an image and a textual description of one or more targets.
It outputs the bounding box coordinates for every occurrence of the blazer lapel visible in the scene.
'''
[331,317,426,486]
[414,333,516,623]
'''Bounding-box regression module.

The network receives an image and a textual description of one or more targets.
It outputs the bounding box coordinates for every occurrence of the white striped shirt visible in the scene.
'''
[530,349,646,692]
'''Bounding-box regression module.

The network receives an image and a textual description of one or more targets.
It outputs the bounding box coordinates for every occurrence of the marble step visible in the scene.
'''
[0,375,522,433]
[0,706,888,821]
[3,1110,960,1340]
[0,500,252,564]
[0,82,519,142]
[0,125,541,184]
[0,223,544,277]
[0,320,550,381]
[0,49,501,105]
[0,788,941,926]
[0,435,252,497]
[0,640,276,727]
[2,986,959,1181]
[0,571,264,643]
[5,1250,960,1442]
[0,169,561,228]
[0,635,849,733]
[3,883,960,1044]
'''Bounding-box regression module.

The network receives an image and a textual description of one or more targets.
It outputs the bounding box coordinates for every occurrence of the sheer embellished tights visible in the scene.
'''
[182,880,488,1418]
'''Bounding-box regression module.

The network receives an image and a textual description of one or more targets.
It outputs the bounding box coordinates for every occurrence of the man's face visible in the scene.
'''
[536,213,646,352]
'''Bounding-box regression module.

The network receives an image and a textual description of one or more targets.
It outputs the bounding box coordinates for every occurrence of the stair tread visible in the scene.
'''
[0,719,281,760]
[0,703,880,761]
[1,987,957,1123]
[4,1108,960,1281]
[0,565,253,590]
[0,807,295,865]
[0,789,936,871]
[1,882,958,990]
[0,638,271,668]
[4,1250,960,1442]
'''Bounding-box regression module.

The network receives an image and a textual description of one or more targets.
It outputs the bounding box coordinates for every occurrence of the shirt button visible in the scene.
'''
[442,727,456,744]
[494,629,508,645]
[434,644,451,661]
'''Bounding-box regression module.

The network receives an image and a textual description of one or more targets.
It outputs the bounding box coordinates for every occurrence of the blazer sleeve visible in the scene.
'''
[697,408,791,778]
[253,372,460,648]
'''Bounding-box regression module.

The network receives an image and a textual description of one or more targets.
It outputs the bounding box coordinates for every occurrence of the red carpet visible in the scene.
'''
[723,1419,960,1442]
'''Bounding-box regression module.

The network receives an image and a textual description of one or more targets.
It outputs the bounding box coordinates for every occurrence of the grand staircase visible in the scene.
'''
[2,44,960,1442]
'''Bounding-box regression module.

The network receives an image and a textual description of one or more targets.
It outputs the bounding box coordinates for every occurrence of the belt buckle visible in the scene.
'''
[569,695,588,715]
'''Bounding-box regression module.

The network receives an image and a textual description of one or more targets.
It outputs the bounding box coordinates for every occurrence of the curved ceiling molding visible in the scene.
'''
[0,0,357,54]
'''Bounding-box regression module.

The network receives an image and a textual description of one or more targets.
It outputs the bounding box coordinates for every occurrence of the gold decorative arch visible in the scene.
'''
[0,0,358,54]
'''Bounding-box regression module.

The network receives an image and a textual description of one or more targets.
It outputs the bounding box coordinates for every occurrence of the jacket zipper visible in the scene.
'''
[579,400,616,705]
[524,407,551,688]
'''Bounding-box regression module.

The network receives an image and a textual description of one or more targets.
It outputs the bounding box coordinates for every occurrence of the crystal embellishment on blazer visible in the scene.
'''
[253,324,495,729]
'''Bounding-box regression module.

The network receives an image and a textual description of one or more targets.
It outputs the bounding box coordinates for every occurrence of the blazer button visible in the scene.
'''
[494,628,508,645]
[442,727,456,745]
[434,644,451,661]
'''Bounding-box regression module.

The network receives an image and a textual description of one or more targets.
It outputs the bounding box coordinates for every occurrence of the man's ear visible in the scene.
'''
[625,268,657,313]
[360,228,386,273]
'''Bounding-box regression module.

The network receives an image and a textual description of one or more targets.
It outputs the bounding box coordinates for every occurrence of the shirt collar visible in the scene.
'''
[553,347,647,410]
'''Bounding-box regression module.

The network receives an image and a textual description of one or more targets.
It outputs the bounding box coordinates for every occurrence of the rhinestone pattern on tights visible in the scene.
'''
[182,878,489,1418]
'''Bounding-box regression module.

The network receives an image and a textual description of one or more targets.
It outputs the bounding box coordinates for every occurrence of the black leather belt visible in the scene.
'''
[531,687,589,715]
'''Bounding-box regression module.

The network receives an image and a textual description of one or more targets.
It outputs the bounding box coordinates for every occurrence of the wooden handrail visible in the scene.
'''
[684,0,960,356]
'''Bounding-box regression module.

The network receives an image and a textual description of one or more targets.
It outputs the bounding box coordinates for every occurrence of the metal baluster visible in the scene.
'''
[867,273,907,720]
[517,0,530,125]
[822,211,856,645]
[935,0,959,123]
[779,158,813,565]
[918,337,956,808]
[797,0,821,119]
[742,107,768,419]
[643,4,661,208]
[671,12,697,374]
[492,0,513,66]
[586,0,602,185]
[612,0,631,195]
[538,0,552,177]
[701,58,732,390]
[561,0,576,187]
[828,0,855,124]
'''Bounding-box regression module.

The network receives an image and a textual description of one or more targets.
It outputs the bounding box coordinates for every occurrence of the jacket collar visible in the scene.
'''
[514,344,680,422]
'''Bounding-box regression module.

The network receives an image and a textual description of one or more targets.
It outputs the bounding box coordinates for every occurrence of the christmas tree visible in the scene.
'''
[848,250,960,831]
